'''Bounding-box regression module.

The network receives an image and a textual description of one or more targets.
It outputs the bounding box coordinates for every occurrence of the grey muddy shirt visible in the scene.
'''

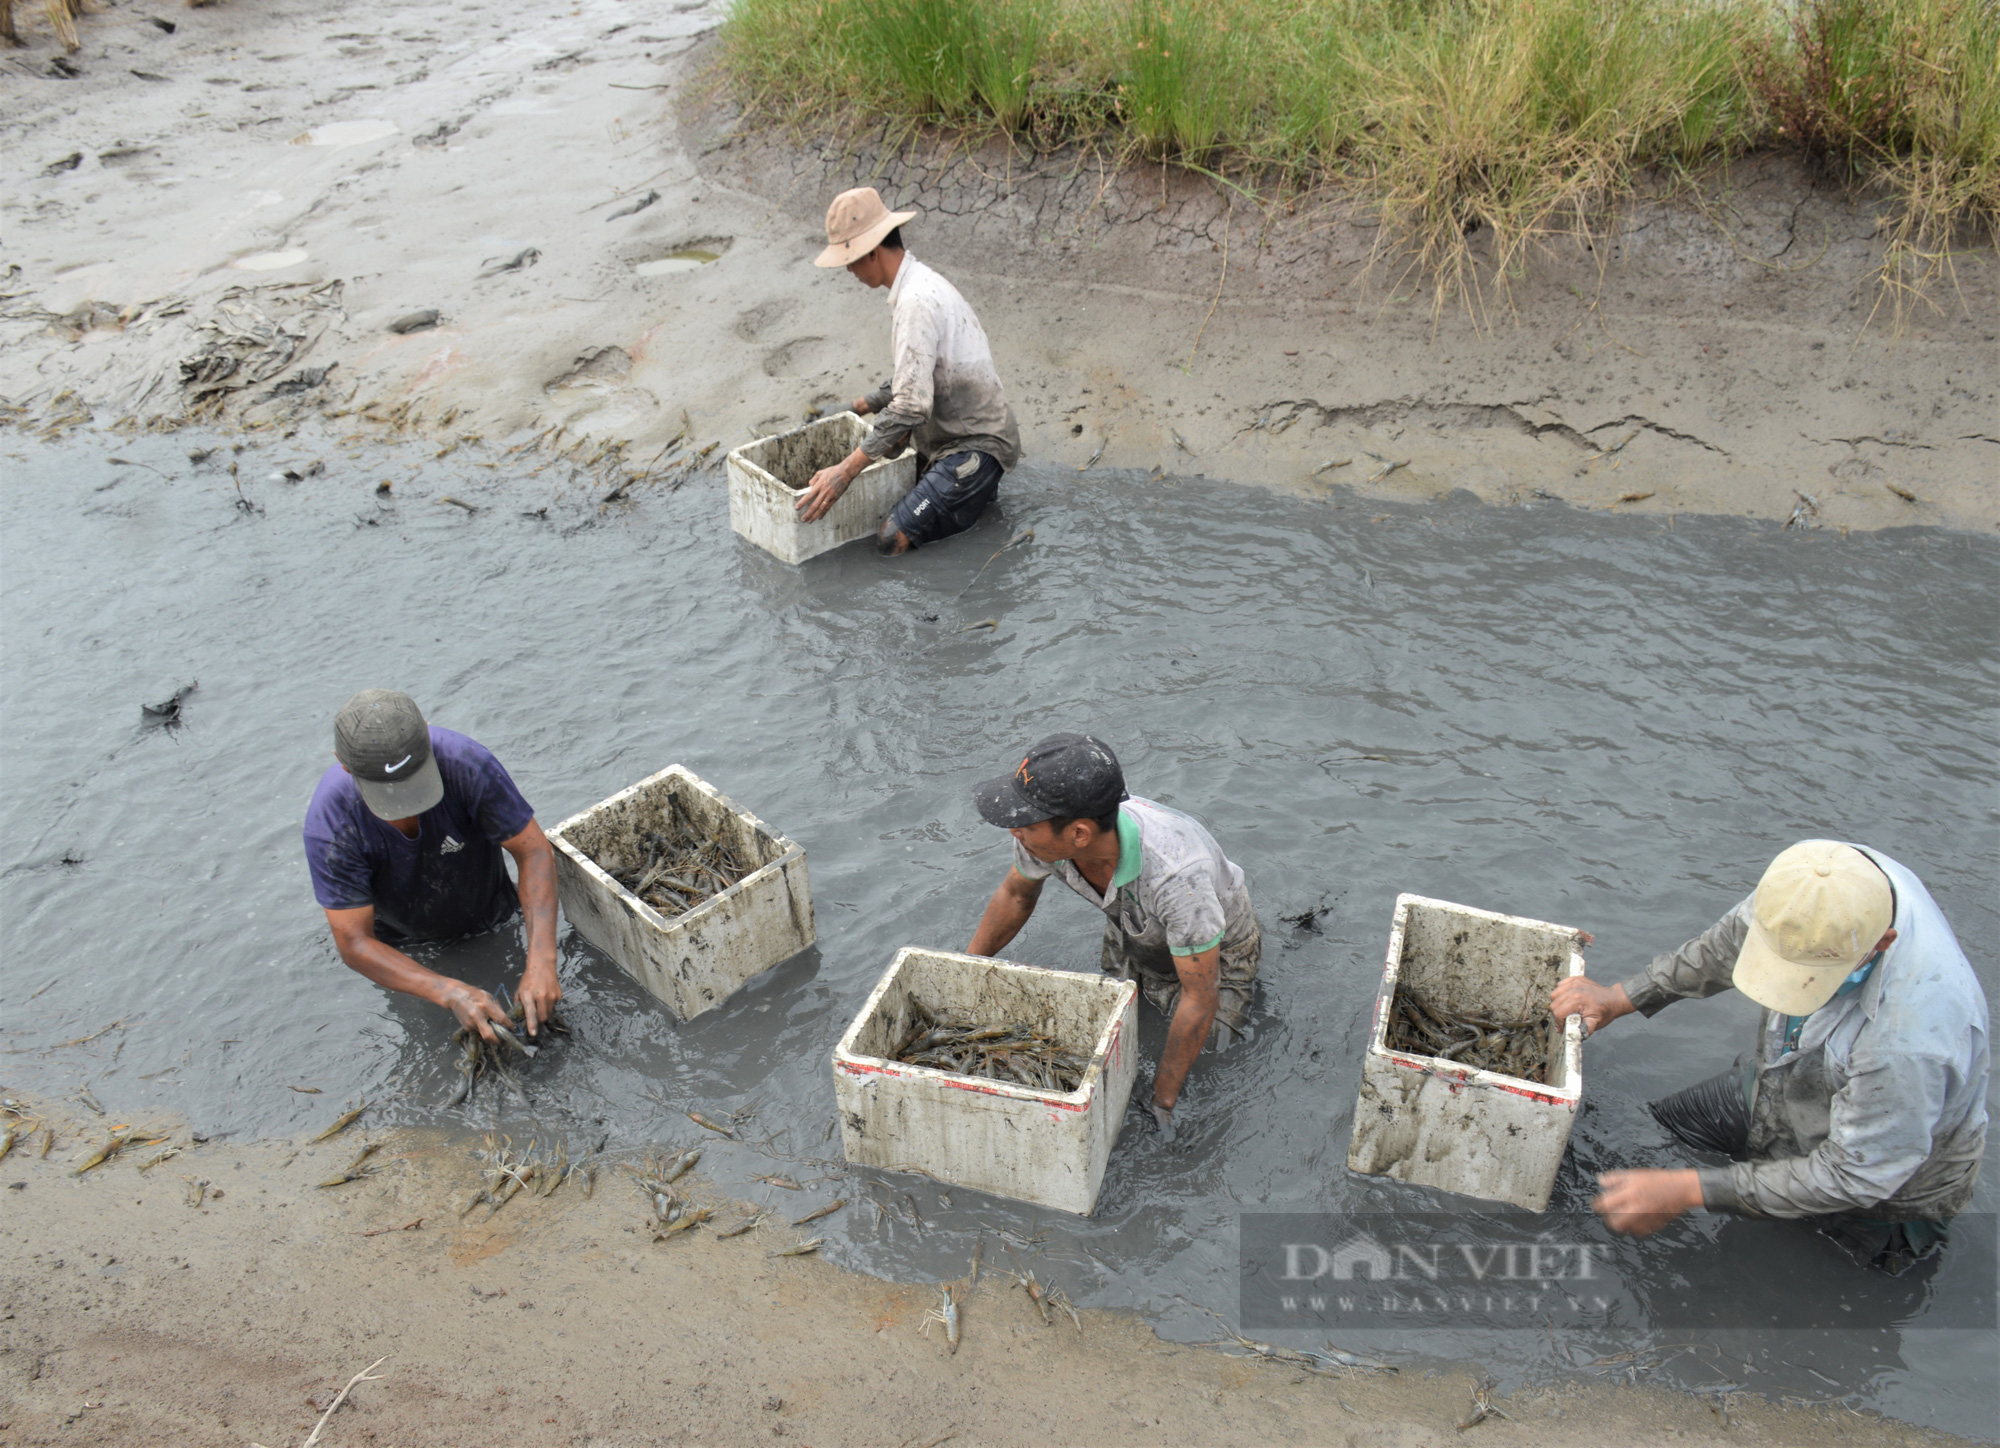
[1619,845,1989,1221]
[1012,796,1257,959]
[859,256,1021,470]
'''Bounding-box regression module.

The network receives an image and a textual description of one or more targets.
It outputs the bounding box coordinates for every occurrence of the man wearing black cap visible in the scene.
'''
[302,689,560,1041]
[967,734,1261,1142]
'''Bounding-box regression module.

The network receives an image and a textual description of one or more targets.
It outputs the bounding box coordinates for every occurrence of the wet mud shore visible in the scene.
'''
[0,1096,1972,1448]
[1,0,1995,531]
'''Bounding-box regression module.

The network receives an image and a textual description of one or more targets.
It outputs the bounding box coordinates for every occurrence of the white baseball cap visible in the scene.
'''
[1732,840,1894,1016]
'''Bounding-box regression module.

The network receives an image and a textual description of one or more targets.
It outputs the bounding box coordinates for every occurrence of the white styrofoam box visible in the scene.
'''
[727,412,917,564]
[833,948,1139,1216]
[1346,893,1585,1212]
[548,765,814,1022]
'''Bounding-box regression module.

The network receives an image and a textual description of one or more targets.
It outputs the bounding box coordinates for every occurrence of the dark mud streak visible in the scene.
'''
[1247,399,1732,457]
[1592,414,1731,455]
[1832,435,1937,450]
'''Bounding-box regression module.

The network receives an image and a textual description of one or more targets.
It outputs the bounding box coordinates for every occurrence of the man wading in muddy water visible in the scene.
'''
[303,689,561,1041]
[1555,840,1988,1272]
[965,734,1261,1143]
[795,187,1021,554]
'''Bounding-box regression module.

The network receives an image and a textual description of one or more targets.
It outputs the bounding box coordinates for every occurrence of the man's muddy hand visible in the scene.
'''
[518,963,561,1038]
[439,981,511,1042]
[851,396,872,416]
[1593,1168,1702,1236]
[1550,975,1633,1038]
[795,466,851,523]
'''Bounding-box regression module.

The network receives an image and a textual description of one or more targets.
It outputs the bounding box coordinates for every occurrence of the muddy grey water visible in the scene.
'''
[4,428,1995,1436]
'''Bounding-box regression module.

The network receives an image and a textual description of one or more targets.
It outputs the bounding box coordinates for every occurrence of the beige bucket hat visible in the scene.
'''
[1731,840,1894,1016]
[814,187,916,268]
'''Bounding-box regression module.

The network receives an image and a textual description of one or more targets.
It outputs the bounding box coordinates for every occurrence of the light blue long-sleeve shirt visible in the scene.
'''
[1619,846,1989,1221]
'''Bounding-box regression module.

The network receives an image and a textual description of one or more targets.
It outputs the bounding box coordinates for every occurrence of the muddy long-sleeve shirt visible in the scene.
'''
[1618,846,1989,1222]
[858,256,1021,470]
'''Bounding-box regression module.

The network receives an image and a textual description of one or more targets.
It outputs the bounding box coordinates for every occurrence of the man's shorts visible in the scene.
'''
[1099,920,1261,1051]
[886,449,1002,548]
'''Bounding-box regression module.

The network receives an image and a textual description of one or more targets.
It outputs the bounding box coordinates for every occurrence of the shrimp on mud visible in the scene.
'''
[920,1283,963,1354]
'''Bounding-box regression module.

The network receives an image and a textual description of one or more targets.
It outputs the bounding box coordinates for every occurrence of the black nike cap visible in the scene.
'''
[973,732,1128,829]
[333,688,444,821]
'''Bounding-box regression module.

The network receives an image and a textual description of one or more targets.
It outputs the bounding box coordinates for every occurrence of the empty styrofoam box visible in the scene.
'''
[1346,893,1585,1212]
[726,412,917,564]
[833,948,1138,1216]
[548,765,814,1022]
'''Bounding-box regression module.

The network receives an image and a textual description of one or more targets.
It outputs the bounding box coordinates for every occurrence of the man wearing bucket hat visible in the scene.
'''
[965,734,1262,1144]
[303,689,562,1042]
[795,186,1021,555]
[1552,840,1988,1271]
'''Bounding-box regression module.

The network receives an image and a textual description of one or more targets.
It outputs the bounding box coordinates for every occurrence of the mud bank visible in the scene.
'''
[0,1100,1972,1448]
[1,0,1993,530]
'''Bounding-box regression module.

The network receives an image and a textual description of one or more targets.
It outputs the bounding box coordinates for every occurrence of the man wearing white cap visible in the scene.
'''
[795,187,1021,554]
[1553,840,1988,1270]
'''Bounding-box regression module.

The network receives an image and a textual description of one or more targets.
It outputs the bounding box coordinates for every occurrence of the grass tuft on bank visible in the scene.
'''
[721,0,1999,317]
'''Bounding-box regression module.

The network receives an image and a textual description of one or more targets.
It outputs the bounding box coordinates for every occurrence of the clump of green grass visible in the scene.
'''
[722,0,1111,151]
[720,0,1998,320]
[844,0,1053,129]
[1115,1,1244,162]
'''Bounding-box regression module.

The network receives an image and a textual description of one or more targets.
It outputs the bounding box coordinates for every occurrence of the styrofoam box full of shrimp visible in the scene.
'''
[548,765,815,1022]
[833,948,1139,1216]
[1346,893,1586,1212]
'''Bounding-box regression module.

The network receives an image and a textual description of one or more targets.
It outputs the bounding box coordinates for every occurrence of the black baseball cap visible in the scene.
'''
[334,689,445,820]
[974,732,1128,829]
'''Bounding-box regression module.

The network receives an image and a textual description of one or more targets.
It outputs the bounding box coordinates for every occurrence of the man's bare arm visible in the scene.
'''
[966,871,1043,957]
[1154,946,1221,1111]
[322,905,510,1040]
[502,819,562,1036]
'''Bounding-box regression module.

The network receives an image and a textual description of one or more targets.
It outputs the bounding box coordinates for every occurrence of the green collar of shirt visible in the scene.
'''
[1111,806,1143,891]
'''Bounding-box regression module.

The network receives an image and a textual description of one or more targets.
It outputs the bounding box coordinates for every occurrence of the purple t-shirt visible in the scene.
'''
[303,727,536,945]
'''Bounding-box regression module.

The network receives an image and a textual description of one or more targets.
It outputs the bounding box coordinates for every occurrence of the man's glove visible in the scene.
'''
[1149,1099,1177,1144]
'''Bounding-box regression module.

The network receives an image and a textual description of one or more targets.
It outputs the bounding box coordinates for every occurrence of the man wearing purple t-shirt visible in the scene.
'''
[303,689,560,1040]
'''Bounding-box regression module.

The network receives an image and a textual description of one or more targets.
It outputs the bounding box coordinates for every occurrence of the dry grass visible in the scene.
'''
[723,0,1998,321]
[1354,0,1766,317]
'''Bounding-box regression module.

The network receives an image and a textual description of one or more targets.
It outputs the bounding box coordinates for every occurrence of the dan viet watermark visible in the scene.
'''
[1240,1213,1996,1331]
[1273,1238,1614,1317]
[1254,1228,1616,1325]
